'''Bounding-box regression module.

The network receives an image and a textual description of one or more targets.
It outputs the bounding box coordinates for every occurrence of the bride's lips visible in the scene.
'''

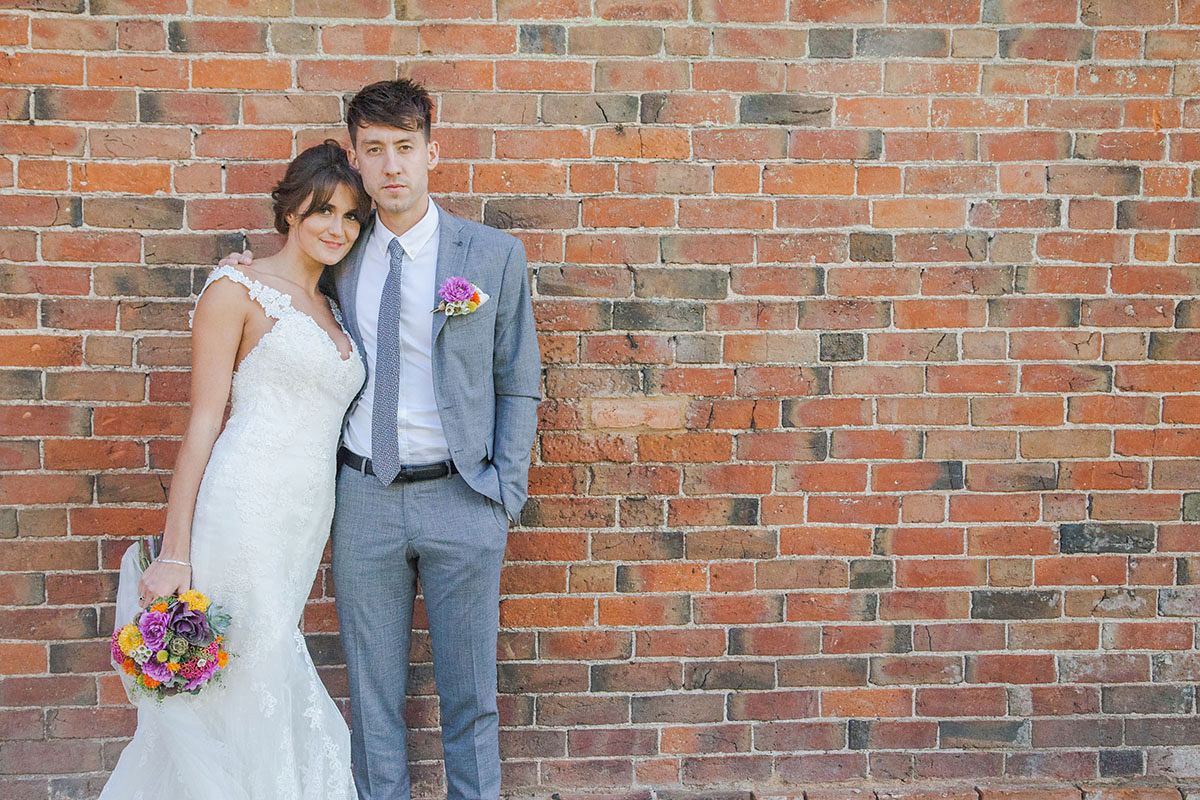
[320,239,345,250]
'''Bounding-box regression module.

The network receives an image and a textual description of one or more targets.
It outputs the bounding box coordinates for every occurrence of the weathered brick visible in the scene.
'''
[972,590,1060,620]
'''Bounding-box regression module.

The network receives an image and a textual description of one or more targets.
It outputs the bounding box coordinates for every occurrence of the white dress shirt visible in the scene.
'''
[343,200,451,464]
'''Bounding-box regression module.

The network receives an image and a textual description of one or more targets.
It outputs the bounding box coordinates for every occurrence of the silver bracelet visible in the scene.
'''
[157,558,191,568]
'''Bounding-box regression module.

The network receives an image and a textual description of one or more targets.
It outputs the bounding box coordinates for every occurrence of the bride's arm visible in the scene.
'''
[137,279,249,605]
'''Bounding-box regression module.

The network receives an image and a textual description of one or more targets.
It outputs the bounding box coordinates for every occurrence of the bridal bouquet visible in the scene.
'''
[111,589,231,698]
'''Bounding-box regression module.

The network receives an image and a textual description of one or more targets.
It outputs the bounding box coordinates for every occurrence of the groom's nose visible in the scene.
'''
[382,149,402,175]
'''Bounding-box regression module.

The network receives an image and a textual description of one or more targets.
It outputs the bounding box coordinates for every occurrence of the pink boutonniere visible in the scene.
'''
[434,276,489,317]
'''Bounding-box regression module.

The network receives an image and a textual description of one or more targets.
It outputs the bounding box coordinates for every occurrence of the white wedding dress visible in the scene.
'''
[100,266,365,800]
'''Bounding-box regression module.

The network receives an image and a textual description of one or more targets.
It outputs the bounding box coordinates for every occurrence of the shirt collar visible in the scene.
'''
[372,199,440,261]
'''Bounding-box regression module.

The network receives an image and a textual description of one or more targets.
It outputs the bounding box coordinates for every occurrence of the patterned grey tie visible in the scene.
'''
[371,238,404,485]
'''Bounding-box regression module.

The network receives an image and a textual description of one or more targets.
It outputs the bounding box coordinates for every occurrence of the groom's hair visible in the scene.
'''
[347,79,433,144]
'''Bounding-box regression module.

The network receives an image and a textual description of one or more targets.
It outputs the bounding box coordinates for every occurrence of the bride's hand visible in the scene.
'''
[137,562,191,607]
[217,249,254,269]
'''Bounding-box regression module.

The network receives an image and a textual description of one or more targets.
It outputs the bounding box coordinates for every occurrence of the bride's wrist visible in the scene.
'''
[156,557,191,568]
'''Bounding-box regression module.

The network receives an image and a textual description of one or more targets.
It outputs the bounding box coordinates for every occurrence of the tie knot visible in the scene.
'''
[387,238,404,267]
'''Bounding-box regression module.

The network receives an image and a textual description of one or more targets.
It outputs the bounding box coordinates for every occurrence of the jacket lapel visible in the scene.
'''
[335,211,374,370]
[431,204,470,343]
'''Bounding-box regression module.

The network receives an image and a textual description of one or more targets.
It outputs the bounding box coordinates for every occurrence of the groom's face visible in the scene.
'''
[349,124,439,220]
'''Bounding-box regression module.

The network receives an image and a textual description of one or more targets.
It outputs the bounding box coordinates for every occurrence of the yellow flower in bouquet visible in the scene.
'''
[177,589,210,612]
[117,624,143,656]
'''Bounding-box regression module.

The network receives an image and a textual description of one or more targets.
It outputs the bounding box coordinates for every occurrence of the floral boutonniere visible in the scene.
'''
[433,276,489,317]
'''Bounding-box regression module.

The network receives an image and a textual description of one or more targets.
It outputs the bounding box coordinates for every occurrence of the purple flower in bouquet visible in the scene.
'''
[138,610,170,652]
[439,276,473,305]
[168,600,212,645]
[141,657,172,684]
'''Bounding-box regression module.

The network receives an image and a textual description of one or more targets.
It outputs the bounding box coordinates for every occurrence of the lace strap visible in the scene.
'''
[191,265,294,328]
[328,296,346,327]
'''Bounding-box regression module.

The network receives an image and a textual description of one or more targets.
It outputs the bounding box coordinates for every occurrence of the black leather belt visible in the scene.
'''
[338,447,458,483]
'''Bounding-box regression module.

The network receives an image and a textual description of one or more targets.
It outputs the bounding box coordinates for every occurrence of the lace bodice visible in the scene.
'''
[196,266,364,452]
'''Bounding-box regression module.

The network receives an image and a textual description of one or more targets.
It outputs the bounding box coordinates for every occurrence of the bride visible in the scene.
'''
[100,140,370,799]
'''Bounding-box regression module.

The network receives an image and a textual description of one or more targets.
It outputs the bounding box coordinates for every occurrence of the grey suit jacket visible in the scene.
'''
[327,203,541,521]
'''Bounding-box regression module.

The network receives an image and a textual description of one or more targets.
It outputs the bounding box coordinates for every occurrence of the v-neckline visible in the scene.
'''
[228,267,355,363]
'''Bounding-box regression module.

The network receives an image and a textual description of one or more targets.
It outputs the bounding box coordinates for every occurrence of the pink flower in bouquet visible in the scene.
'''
[180,657,220,691]
[138,610,169,652]
[110,630,124,663]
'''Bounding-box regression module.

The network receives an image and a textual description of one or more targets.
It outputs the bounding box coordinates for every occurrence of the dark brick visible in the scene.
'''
[48,640,110,674]
[1102,685,1193,715]
[168,20,267,53]
[612,301,705,331]
[684,661,776,690]
[1032,717,1123,747]
[857,29,950,58]
[633,268,728,300]
[83,197,184,230]
[1099,749,1144,778]
[541,94,638,125]
[484,198,579,230]
[1184,493,1200,522]
[1126,717,1200,746]
[939,719,1027,748]
[971,590,1060,620]
[849,233,893,263]
[967,462,1057,492]
[820,332,863,362]
[998,28,1093,60]
[849,559,893,589]
[144,233,246,265]
[927,461,965,490]
[519,24,565,55]
[305,633,345,666]
[1046,164,1140,196]
[741,95,832,126]
[591,662,681,692]
[1159,588,1200,618]
[1151,332,1200,361]
[809,29,853,58]
[0,371,42,401]
[1177,300,1200,328]
[497,663,588,694]
[1118,200,1200,230]
[1059,523,1155,554]
[659,792,751,800]
[632,694,724,723]
[34,89,135,123]
[139,92,241,125]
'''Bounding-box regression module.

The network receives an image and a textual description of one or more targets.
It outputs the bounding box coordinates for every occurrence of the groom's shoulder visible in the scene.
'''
[443,208,522,253]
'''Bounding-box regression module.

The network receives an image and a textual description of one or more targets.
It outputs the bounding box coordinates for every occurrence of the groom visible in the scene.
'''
[226,79,540,800]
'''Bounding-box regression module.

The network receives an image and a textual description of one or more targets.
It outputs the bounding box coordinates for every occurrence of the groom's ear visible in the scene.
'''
[347,145,360,172]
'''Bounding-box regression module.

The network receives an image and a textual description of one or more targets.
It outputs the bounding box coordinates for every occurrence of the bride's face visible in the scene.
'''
[287,183,363,266]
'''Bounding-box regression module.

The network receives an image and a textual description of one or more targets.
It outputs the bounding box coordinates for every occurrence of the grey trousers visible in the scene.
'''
[332,464,509,800]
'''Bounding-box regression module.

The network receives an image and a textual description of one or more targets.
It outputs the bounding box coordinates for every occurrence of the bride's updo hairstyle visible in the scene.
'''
[271,140,373,235]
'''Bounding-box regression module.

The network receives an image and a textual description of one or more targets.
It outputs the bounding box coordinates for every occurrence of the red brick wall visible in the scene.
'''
[2,0,1199,797]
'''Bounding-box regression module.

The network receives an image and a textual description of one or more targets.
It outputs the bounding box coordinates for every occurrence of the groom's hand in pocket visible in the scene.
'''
[217,250,254,268]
